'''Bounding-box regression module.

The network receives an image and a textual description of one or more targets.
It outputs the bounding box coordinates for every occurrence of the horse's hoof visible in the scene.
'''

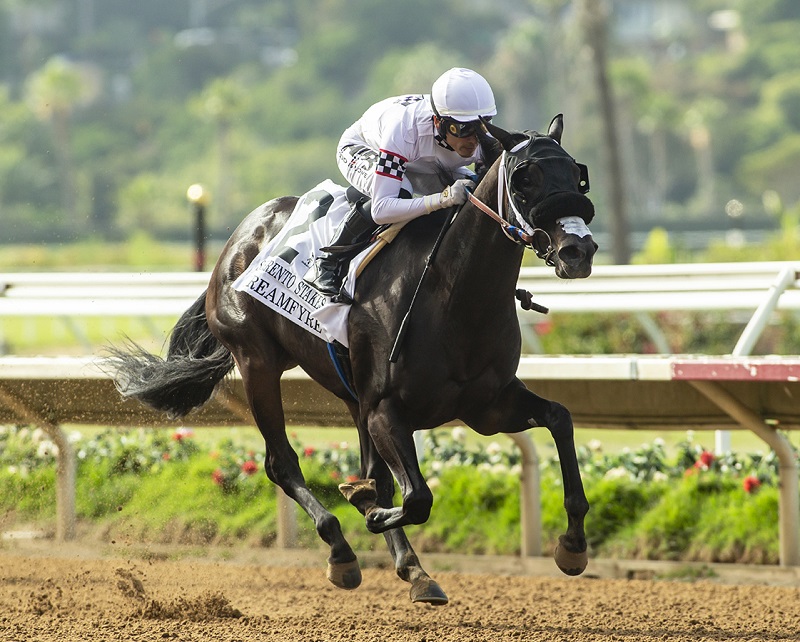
[554,536,588,576]
[326,558,362,590]
[409,578,448,605]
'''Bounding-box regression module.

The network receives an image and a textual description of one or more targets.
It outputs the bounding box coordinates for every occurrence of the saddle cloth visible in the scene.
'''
[232,179,374,348]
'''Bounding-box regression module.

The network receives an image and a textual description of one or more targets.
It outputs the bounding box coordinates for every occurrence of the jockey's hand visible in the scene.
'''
[423,179,476,213]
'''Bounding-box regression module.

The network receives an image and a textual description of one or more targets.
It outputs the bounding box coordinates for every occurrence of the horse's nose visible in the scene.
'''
[558,239,597,267]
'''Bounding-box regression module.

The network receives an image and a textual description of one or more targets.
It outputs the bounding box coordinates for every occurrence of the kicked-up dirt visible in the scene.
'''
[1,541,800,641]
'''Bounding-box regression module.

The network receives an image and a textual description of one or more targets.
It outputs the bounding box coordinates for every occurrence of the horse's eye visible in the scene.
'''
[511,166,536,192]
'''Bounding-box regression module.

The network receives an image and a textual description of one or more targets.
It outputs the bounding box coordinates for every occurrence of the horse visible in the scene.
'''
[108,115,598,605]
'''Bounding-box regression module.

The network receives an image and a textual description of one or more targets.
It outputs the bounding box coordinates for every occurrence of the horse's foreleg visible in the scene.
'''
[541,399,590,575]
[340,431,447,605]
[467,379,589,576]
[352,403,433,534]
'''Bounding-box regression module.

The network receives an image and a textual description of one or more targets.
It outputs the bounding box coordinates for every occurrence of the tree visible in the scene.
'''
[25,56,95,231]
[191,76,249,225]
[577,0,630,264]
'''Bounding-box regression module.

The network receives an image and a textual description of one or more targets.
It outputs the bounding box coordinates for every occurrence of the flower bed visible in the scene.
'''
[0,424,791,562]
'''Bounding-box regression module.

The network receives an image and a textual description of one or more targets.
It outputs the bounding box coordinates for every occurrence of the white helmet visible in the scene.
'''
[430,67,497,122]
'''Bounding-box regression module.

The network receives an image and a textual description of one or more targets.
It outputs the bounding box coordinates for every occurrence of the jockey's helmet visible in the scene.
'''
[430,67,497,139]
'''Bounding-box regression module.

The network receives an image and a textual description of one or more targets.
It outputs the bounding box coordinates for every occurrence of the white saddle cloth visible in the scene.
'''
[232,180,373,348]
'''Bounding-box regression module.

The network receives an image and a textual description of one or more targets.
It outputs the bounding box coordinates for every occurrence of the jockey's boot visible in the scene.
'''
[304,198,378,298]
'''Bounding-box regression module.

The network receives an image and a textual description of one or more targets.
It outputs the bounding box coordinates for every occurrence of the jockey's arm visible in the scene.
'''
[370,170,431,225]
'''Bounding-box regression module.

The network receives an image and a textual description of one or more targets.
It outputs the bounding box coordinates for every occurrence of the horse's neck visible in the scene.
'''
[442,166,525,302]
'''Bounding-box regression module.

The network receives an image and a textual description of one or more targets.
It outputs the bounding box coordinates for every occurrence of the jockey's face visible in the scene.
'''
[434,116,480,158]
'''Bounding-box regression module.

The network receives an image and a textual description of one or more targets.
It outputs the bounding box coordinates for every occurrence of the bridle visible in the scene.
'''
[466,149,558,266]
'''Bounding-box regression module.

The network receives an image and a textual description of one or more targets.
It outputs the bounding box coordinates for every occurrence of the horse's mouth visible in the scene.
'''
[555,264,593,280]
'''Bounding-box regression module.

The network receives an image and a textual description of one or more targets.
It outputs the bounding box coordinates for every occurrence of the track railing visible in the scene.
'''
[1,263,800,565]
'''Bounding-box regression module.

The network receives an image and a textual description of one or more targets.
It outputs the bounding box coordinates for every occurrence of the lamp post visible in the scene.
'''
[186,183,209,271]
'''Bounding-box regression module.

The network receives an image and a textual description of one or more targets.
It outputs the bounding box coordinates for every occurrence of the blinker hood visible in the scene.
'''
[504,133,593,228]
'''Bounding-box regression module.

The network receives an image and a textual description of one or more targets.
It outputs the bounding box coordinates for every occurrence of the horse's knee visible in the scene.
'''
[403,487,433,524]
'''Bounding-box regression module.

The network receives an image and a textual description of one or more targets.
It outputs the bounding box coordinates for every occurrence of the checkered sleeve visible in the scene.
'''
[376,149,407,181]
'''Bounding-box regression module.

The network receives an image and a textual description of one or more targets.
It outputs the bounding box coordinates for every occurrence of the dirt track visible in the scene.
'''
[2,543,800,642]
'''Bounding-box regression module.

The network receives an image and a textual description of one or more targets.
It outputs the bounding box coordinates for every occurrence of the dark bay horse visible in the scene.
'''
[109,116,597,604]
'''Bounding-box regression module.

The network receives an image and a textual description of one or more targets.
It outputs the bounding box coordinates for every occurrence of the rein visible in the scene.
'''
[466,152,557,266]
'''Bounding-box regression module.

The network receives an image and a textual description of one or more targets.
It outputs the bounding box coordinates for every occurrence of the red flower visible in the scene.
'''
[330,471,340,481]
[172,428,194,441]
[212,469,225,485]
[346,475,359,483]
[241,460,259,476]
[162,452,170,461]
[535,321,553,335]
[743,475,761,494]
[303,446,315,457]
[694,450,715,470]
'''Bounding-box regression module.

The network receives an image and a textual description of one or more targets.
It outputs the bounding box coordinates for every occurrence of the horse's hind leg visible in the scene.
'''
[340,422,448,605]
[467,379,589,576]
[237,354,361,590]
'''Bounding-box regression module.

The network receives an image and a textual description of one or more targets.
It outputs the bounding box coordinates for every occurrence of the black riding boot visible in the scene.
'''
[304,198,378,298]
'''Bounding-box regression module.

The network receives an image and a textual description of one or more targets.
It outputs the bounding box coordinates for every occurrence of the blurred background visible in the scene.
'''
[1,0,798,269]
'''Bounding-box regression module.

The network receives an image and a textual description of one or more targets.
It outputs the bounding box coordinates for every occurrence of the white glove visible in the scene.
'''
[423,179,475,213]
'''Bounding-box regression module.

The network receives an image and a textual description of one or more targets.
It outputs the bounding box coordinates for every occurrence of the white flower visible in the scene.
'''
[686,430,695,441]
[653,438,665,447]
[339,441,349,450]
[588,439,603,452]
[486,441,503,456]
[509,464,522,477]
[451,427,467,443]
[430,461,443,472]
[477,462,492,473]
[37,441,59,458]
[491,463,507,475]
[7,466,17,475]
[427,477,441,491]
[69,431,82,443]
[604,466,630,481]
[652,471,668,483]
[31,428,45,443]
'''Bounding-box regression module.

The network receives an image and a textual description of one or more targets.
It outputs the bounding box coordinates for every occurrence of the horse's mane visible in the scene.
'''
[475,128,502,185]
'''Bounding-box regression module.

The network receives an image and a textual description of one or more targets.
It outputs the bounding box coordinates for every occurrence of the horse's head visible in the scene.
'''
[482,115,598,279]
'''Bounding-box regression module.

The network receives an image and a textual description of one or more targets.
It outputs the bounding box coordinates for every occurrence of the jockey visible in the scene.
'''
[304,67,498,298]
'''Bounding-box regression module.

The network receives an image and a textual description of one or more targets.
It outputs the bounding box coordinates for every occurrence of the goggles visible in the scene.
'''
[440,116,491,138]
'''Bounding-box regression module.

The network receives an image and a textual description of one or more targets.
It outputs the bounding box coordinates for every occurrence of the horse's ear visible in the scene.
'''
[548,114,563,144]
[483,120,530,153]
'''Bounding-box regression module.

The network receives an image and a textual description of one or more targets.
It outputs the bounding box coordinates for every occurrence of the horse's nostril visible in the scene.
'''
[558,245,584,264]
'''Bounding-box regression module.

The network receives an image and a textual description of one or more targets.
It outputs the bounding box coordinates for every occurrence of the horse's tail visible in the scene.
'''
[106,291,235,419]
